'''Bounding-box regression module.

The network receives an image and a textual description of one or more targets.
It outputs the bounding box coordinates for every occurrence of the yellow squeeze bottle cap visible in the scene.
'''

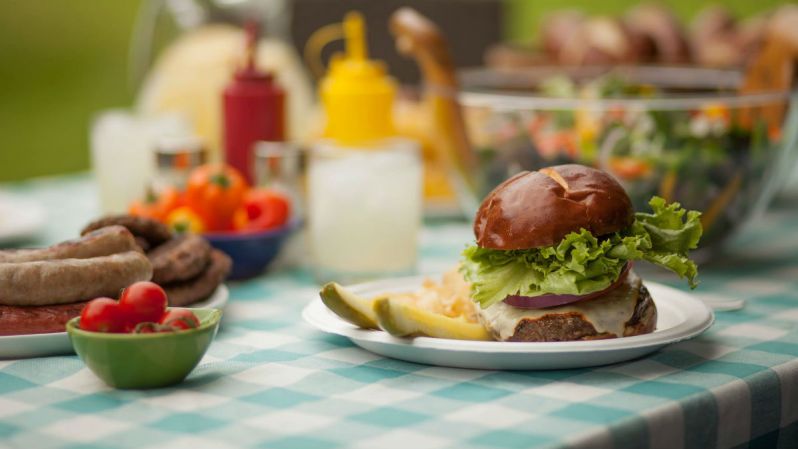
[320,11,397,146]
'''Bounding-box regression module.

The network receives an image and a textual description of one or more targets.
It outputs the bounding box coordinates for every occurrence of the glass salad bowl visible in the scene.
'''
[459,66,798,256]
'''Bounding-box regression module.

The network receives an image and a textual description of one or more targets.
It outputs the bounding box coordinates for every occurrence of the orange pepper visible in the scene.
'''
[128,187,182,221]
[185,164,248,231]
[128,198,160,220]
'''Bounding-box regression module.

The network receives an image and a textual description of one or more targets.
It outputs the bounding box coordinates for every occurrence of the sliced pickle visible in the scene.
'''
[374,297,492,341]
[319,283,381,329]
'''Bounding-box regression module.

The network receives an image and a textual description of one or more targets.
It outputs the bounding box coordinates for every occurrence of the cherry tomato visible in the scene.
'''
[232,189,290,232]
[185,164,248,231]
[79,298,127,333]
[119,282,168,326]
[159,309,200,330]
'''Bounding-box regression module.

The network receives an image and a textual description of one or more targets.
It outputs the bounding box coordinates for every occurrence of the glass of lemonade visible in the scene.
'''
[308,138,422,284]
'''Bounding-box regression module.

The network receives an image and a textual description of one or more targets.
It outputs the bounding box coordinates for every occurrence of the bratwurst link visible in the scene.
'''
[0,226,141,263]
[0,251,153,306]
[81,215,172,247]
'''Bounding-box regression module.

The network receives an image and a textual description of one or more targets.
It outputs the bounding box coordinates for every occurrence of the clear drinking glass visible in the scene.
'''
[308,138,422,284]
[153,135,207,192]
[90,110,191,214]
[253,141,305,218]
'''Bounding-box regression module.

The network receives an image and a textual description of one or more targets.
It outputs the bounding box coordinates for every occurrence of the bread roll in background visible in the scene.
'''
[486,4,786,70]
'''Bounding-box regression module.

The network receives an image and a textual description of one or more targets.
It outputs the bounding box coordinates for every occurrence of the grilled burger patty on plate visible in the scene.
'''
[477,271,656,342]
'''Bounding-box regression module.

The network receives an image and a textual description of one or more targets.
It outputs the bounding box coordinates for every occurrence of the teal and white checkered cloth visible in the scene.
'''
[0,175,796,449]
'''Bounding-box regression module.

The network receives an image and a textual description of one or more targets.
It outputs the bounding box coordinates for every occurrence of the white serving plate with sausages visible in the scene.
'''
[0,285,228,359]
[303,276,715,370]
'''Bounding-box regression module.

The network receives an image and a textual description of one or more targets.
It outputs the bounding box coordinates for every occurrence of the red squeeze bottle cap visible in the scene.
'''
[235,21,271,82]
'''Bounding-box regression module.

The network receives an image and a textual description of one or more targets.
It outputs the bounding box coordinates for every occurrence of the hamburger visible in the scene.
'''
[460,164,702,342]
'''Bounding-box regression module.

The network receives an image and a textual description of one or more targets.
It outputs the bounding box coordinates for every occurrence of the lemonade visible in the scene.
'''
[308,139,422,283]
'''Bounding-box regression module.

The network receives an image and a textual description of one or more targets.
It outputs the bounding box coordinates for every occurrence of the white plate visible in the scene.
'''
[0,193,46,245]
[189,284,230,310]
[0,285,229,359]
[302,276,715,370]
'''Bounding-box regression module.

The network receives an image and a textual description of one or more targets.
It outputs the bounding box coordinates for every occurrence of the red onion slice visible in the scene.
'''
[504,263,632,309]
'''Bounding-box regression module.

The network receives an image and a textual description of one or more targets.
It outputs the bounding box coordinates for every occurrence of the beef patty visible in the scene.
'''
[507,284,656,342]
[164,250,232,307]
[147,234,212,284]
[478,271,657,342]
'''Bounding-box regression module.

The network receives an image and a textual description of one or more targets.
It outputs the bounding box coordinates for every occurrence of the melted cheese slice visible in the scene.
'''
[478,271,643,341]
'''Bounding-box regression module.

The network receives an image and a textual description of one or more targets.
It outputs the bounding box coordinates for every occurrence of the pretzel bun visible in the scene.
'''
[474,164,633,250]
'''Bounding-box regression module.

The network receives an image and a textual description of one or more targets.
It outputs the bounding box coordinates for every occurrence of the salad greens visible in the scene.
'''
[461,197,702,309]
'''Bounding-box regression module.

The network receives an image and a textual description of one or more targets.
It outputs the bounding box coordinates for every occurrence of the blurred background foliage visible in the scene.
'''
[0,0,789,182]
[0,0,140,182]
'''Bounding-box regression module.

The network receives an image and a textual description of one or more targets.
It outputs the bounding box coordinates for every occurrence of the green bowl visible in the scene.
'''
[67,308,222,389]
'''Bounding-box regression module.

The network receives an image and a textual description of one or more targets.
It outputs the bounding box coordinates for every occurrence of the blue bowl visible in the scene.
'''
[204,220,299,280]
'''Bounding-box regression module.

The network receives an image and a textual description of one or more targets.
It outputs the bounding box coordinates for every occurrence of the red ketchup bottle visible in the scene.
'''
[223,22,286,183]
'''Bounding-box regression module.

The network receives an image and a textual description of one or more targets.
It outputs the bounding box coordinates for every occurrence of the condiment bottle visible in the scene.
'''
[308,12,422,284]
[222,22,286,184]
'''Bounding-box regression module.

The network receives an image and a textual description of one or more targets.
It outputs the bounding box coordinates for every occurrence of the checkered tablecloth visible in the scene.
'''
[0,175,797,449]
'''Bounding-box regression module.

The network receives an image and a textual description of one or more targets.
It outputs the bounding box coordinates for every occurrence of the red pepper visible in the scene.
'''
[233,189,291,232]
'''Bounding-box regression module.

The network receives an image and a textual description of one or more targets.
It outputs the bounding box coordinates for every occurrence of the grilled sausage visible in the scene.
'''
[0,251,153,306]
[81,215,172,247]
[0,226,140,264]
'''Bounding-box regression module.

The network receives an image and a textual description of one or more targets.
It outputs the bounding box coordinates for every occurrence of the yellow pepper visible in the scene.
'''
[165,207,206,234]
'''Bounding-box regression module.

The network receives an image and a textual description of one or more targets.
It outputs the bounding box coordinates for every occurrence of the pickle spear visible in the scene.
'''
[319,283,380,329]
[374,297,492,341]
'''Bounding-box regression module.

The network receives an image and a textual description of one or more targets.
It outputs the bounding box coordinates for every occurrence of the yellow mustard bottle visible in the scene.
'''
[308,11,423,284]
[320,12,395,145]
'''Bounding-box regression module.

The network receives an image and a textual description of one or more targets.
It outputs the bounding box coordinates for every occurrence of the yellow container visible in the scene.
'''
[319,12,397,146]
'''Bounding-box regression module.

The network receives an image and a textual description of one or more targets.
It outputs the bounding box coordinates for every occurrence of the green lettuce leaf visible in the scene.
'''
[461,197,702,309]
[634,196,702,254]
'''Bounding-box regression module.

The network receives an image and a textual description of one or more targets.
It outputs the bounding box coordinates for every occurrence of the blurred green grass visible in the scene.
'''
[0,0,140,182]
[0,0,790,182]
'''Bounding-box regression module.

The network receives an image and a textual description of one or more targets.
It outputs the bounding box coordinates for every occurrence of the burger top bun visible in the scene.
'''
[474,165,634,250]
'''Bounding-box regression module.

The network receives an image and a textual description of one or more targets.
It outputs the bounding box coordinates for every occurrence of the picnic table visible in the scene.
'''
[0,174,796,449]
